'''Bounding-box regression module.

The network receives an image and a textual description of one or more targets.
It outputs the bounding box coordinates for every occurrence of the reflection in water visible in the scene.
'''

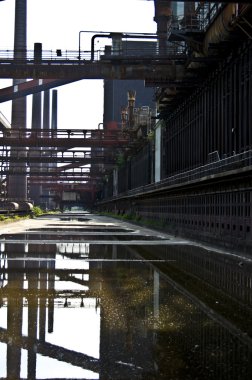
[0,224,251,379]
[0,242,100,380]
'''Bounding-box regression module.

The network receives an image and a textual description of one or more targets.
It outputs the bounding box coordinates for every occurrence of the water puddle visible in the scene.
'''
[0,214,251,379]
[0,233,167,242]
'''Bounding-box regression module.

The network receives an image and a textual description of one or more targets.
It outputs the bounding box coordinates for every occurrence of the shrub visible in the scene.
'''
[33,206,44,217]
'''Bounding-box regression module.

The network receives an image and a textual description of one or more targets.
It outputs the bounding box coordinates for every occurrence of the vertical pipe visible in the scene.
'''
[51,90,58,131]
[41,89,51,209]
[29,43,42,206]
[50,90,58,207]
[8,0,27,200]
[43,90,50,131]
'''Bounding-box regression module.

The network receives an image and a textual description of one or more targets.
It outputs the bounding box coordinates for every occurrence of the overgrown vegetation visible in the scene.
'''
[32,205,44,217]
[0,205,58,224]
[0,214,30,223]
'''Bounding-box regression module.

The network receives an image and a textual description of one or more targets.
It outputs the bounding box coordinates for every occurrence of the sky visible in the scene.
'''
[0,0,156,130]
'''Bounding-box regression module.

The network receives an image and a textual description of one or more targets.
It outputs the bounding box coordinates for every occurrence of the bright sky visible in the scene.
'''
[0,0,156,130]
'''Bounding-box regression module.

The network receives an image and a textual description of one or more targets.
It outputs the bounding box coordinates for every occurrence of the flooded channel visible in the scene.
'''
[0,212,251,379]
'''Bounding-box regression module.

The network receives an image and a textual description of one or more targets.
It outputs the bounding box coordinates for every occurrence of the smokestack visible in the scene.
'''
[8,0,27,200]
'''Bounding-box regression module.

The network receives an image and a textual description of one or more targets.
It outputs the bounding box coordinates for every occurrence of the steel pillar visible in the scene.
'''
[7,0,27,200]
[29,43,42,206]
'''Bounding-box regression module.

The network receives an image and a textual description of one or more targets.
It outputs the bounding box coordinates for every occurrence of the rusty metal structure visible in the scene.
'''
[0,1,252,249]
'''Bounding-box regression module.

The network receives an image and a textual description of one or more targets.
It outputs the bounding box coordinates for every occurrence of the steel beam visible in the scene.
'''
[29,177,99,181]
[0,137,133,148]
[0,78,79,103]
[0,60,185,80]
[0,128,139,149]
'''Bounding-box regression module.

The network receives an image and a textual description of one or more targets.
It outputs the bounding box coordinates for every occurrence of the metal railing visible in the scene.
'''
[0,128,134,140]
[111,149,252,200]
[0,43,187,65]
[172,2,225,33]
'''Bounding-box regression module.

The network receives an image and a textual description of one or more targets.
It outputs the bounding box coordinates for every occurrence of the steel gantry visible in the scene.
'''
[0,126,147,201]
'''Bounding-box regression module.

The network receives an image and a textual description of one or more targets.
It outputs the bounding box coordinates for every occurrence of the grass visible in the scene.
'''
[0,205,58,224]
[0,214,30,223]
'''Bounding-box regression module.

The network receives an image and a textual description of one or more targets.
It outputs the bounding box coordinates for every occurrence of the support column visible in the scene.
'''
[29,43,42,206]
[50,90,58,208]
[8,0,27,200]
[51,90,58,131]
[154,0,172,55]
[41,89,51,209]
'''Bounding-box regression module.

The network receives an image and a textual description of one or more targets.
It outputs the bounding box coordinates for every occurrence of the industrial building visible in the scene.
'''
[0,1,252,252]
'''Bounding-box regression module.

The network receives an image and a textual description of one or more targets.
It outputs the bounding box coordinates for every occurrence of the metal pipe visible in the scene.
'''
[78,30,109,60]
[79,29,157,60]
[51,90,58,131]
[29,43,42,206]
[90,32,157,61]
[91,33,110,61]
